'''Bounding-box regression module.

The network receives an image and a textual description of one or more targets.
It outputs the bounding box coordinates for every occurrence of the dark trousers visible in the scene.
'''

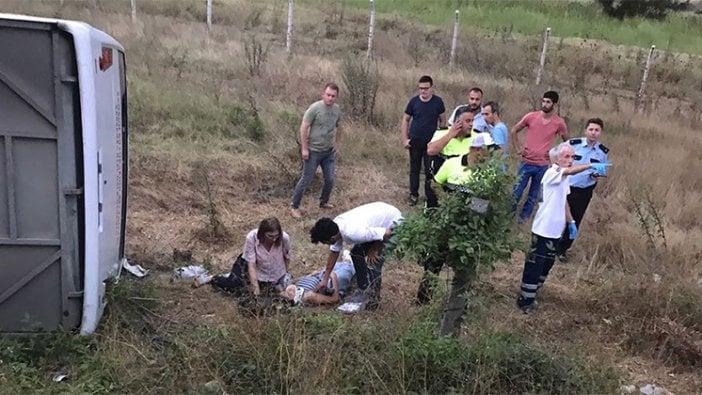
[557,185,595,254]
[518,233,558,307]
[408,141,438,208]
[416,257,443,304]
[350,241,385,305]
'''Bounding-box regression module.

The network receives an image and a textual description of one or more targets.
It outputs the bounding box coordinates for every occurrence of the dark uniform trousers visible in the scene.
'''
[557,183,596,255]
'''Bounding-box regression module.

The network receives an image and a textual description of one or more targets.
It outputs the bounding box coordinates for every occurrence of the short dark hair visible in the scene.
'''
[324,82,339,93]
[418,75,433,86]
[469,87,483,95]
[586,117,604,129]
[543,90,559,104]
[454,105,474,120]
[310,218,339,244]
[483,101,500,115]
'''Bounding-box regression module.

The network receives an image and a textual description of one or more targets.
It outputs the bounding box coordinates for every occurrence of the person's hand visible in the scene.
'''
[368,248,379,265]
[301,147,310,160]
[568,221,578,240]
[449,121,462,137]
[403,138,411,149]
[591,162,611,176]
[314,276,329,292]
[333,141,341,153]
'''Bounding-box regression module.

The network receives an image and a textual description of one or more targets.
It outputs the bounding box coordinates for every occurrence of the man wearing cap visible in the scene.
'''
[555,118,610,262]
[415,132,494,304]
[446,87,489,133]
[510,91,569,222]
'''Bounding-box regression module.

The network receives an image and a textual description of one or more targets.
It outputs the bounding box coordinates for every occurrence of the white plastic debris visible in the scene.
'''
[52,373,68,382]
[122,260,150,278]
[173,265,208,279]
[652,273,662,284]
[640,384,672,395]
[620,384,637,394]
[337,302,364,314]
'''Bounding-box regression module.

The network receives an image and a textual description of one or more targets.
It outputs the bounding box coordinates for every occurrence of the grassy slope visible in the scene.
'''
[329,0,702,54]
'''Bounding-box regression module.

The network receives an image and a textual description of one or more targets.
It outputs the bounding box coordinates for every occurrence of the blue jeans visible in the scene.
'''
[290,149,336,209]
[513,162,547,221]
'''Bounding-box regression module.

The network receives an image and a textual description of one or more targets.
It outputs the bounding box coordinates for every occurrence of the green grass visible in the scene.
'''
[326,0,702,54]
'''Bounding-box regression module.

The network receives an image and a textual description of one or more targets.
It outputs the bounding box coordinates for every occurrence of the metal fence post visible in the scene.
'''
[535,27,551,86]
[449,10,459,67]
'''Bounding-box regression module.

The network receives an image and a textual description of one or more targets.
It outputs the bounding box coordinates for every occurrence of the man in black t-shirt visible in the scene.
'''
[400,75,446,207]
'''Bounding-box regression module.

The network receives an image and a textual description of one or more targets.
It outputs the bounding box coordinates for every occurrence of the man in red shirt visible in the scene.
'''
[510,91,569,222]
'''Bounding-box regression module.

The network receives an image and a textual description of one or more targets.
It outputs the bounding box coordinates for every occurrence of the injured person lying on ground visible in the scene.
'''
[283,250,356,306]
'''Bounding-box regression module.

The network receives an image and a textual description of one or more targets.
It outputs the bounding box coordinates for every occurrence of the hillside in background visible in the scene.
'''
[1,0,701,393]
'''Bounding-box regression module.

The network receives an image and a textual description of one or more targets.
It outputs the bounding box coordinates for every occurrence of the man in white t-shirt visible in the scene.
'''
[517,143,611,314]
[309,202,403,311]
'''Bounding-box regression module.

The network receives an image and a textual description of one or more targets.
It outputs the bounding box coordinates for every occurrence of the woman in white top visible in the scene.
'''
[243,217,291,296]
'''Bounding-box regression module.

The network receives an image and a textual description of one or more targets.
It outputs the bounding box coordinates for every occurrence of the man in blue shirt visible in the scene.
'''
[482,101,508,152]
[556,118,610,262]
[401,75,446,207]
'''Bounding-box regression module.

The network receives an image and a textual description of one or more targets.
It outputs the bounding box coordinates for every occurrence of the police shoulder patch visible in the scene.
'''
[569,138,582,145]
[598,143,609,153]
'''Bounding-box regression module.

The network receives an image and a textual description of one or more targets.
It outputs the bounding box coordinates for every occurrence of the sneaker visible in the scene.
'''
[319,202,335,209]
[408,195,419,206]
[290,208,303,219]
[556,252,568,263]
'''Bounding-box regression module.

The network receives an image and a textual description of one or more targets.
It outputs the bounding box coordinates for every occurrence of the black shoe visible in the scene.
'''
[519,303,535,315]
[408,194,419,206]
[516,296,536,314]
[556,252,568,263]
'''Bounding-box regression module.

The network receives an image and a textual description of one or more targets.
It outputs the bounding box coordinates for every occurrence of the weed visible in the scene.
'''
[341,56,379,123]
[191,162,228,241]
[243,34,270,77]
[630,184,668,251]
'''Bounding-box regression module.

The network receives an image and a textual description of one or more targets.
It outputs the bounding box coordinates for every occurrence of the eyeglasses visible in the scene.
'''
[264,232,280,240]
[418,86,431,91]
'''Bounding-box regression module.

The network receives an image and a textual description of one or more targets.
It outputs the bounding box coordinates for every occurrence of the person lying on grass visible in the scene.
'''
[283,251,356,306]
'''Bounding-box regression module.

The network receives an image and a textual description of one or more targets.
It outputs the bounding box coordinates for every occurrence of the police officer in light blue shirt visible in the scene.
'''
[556,118,610,262]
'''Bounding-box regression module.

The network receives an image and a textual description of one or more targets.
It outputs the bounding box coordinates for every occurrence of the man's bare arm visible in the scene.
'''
[317,250,340,291]
[334,122,342,152]
[510,122,526,155]
[401,114,411,149]
[427,123,460,156]
[300,120,311,160]
[438,113,447,128]
[562,163,592,176]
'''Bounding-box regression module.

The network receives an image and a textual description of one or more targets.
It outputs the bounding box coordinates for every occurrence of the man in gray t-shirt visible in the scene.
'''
[290,83,342,219]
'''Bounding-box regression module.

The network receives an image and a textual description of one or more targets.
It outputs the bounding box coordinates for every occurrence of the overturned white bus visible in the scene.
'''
[0,13,127,334]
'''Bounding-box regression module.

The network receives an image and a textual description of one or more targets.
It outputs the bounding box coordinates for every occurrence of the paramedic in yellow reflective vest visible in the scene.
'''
[415,132,494,305]
[434,132,496,191]
[426,108,477,207]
